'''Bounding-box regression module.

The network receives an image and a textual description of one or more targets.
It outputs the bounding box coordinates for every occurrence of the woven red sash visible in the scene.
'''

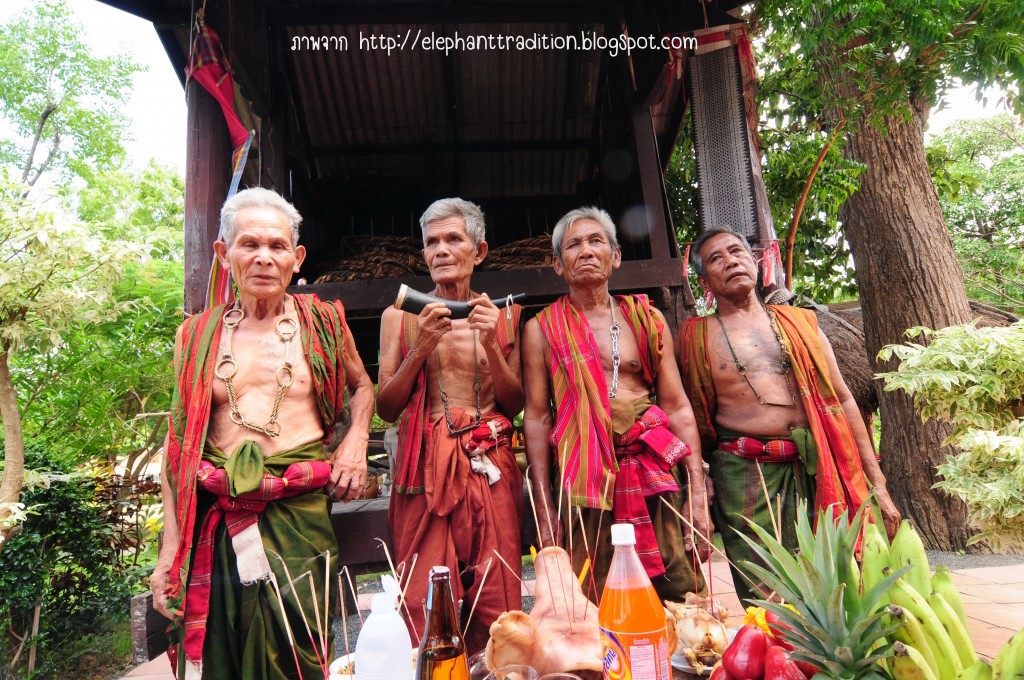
[718,437,799,463]
[611,405,690,577]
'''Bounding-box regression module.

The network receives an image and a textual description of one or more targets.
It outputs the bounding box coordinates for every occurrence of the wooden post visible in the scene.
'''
[631,108,672,260]
[183,78,231,314]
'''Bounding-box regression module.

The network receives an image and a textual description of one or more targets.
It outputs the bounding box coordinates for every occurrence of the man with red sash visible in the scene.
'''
[378,198,524,655]
[677,227,900,602]
[522,207,710,600]
[149,188,375,679]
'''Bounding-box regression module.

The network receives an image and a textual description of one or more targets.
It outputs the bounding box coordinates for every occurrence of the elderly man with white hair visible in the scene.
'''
[522,207,710,601]
[377,197,525,654]
[149,187,375,679]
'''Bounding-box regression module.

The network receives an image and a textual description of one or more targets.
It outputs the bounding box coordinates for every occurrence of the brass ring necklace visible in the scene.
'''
[214,303,299,437]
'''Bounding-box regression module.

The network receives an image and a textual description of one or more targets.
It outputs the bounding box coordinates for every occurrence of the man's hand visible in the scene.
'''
[683,484,714,562]
[328,436,368,502]
[150,565,177,620]
[467,293,501,348]
[415,302,453,355]
[876,486,902,540]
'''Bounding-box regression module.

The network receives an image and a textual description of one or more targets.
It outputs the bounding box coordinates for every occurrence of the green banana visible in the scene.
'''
[862,520,891,595]
[888,604,940,677]
[890,520,932,597]
[959,660,993,680]
[892,641,941,680]
[929,591,977,669]
[992,627,1024,680]
[933,566,970,631]
[888,574,964,680]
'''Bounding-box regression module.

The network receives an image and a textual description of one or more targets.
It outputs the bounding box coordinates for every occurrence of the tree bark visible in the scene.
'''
[840,107,976,550]
[0,349,26,547]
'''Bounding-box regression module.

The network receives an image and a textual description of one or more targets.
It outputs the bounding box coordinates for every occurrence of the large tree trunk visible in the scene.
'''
[0,349,26,547]
[840,105,976,550]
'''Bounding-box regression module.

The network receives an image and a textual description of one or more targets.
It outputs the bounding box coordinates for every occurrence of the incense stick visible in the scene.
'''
[755,461,781,542]
[591,475,612,606]
[398,552,420,644]
[324,550,331,657]
[342,566,363,625]
[461,558,493,639]
[305,572,327,659]
[267,553,327,675]
[491,548,533,596]
[269,573,306,680]
[657,496,762,594]
[338,573,351,661]
[576,506,598,620]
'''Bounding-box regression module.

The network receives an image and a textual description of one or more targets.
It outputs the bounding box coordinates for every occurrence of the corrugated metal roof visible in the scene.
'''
[284,20,603,197]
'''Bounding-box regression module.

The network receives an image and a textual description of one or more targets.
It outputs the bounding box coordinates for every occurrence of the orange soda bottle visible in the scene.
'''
[597,524,671,680]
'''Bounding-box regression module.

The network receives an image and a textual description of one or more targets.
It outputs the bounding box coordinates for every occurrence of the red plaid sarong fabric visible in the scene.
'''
[182,459,332,673]
[611,405,690,577]
[718,436,799,463]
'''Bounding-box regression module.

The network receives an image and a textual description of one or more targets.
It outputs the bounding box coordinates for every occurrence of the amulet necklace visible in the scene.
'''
[215,303,299,437]
[714,306,798,407]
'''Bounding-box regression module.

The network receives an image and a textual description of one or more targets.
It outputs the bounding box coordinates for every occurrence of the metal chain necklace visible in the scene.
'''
[714,306,798,407]
[608,295,621,399]
[215,303,299,437]
[435,330,482,436]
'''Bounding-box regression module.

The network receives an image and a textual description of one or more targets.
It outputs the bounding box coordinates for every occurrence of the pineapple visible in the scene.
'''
[736,500,911,679]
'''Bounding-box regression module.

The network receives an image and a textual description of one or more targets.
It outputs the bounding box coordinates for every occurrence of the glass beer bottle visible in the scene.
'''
[416,566,471,680]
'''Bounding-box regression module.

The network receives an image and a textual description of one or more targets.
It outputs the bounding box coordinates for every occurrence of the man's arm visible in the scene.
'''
[150,326,184,620]
[817,327,901,538]
[522,317,561,548]
[468,294,524,417]
[651,309,712,560]
[376,303,451,422]
[328,319,375,502]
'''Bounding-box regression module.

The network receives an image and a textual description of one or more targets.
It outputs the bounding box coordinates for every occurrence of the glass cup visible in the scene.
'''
[487,665,540,680]
[539,674,583,680]
[467,651,491,680]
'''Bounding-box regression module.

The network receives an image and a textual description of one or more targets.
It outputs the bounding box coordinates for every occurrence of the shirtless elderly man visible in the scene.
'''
[677,227,900,602]
[523,207,710,601]
[150,187,375,679]
[377,198,524,655]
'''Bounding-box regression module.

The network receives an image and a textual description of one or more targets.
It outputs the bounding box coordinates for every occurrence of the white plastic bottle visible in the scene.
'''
[354,586,414,680]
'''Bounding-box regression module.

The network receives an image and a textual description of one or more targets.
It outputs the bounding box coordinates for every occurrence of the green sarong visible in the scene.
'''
[181,440,338,680]
[709,428,816,604]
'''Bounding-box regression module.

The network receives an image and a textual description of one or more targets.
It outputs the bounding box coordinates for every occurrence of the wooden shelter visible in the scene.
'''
[99,0,760,382]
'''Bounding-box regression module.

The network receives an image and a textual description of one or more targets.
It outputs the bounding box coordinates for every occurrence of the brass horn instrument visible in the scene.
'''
[393,284,525,319]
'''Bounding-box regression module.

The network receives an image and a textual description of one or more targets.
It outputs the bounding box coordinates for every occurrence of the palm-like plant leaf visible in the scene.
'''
[735,496,897,679]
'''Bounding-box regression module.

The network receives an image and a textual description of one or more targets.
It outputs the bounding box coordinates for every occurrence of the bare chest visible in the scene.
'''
[211,325,316,403]
[707,317,789,385]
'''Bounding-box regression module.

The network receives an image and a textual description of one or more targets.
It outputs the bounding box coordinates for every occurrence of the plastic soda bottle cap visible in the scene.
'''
[370,592,397,613]
[610,523,636,546]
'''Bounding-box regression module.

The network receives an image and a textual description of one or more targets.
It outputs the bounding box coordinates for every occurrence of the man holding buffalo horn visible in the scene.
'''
[378,198,525,654]
[522,206,710,601]
[149,187,376,679]
[676,227,900,602]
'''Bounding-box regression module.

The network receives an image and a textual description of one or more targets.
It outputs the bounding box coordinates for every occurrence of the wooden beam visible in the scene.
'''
[297,258,683,318]
[184,79,231,315]
[631,108,672,260]
[310,138,591,157]
[272,4,613,26]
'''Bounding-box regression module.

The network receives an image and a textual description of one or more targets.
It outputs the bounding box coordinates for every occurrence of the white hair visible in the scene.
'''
[551,206,619,257]
[419,198,486,245]
[220,187,303,246]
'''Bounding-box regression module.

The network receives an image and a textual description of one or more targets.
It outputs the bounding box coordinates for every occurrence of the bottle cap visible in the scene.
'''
[429,565,450,578]
[610,523,636,546]
[370,592,397,614]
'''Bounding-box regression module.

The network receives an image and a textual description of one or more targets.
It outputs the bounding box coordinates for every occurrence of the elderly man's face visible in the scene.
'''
[697,232,757,298]
[553,218,620,287]
[215,206,305,301]
[422,215,486,286]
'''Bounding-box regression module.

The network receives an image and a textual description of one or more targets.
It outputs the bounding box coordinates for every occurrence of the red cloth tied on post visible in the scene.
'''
[181,457,332,676]
[718,436,799,463]
[612,405,691,578]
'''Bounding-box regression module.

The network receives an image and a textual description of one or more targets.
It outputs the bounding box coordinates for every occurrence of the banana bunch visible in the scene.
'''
[861,520,978,680]
[990,628,1024,680]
